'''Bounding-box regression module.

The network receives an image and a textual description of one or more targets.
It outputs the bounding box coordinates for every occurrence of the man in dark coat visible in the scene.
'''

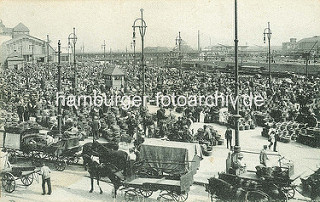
[17,100,24,123]
[91,116,101,141]
[225,127,232,149]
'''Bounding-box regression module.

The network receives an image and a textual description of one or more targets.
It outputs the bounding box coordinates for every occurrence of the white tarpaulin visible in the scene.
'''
[3,133,21,150]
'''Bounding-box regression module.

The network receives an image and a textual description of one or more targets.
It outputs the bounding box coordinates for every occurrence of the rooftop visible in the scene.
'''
[103,65,125,76]
[298,36,320,43]
[13,23,29,32]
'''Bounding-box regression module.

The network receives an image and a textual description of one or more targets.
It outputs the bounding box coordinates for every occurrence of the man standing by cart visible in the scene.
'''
[259,145,269,167]
[38,162,52,195]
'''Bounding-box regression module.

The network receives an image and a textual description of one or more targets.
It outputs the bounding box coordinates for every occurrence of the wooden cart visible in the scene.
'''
[122,139,202,201]
[1,150,37,193]
[206,156,298,202]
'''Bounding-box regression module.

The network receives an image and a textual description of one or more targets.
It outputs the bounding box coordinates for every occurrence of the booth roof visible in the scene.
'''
[103,65,125,76]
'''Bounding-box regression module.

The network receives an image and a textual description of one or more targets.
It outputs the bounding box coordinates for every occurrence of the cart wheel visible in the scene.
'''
[8,153,17,164]
[23,152,32,158]
[281,186,295,199]
[21,173,34,186]
[157,192,175,201]
[245,190,270,202]
[139,189,153,198]
[124,189,138,201]
[34,153,42,159]
[2,172,16,193]
[73,157,80,164]
[49,155,58,161]
[55,161,67,171]
[174,192,188,202]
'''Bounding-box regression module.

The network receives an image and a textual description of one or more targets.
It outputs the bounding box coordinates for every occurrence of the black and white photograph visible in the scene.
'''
[0,0,320,201]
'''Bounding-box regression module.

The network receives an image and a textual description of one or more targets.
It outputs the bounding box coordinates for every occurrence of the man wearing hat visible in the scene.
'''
[225,127,233,149]
[37,162,52,195]
[259,145,269,167]
[91,116,101,141]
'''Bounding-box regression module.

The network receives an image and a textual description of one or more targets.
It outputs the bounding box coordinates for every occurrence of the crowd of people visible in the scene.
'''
[0,59,319,148]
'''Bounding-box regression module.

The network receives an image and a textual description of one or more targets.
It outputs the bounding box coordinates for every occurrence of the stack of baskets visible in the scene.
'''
[261,121,300,143]
[297,126,320,147]
[238,118,256,131]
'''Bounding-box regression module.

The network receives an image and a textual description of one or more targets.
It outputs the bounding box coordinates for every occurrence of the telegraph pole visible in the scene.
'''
[176,32,182,76]
[126,46,128,64]
[73,28,76,92]
[101,40,106,67]
[57,40,62,135]
[47,35,50,79]
[110,48,112,63]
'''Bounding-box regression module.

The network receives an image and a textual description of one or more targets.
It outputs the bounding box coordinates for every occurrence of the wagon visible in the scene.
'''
[1,151,37,193]
[2,131,81,171]
[206,154,299,201]
[122,138,202,201]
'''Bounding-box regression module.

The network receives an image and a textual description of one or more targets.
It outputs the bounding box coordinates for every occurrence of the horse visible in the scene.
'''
[82,141,119,171]
[84,141,129,198]
[84,154,124,197]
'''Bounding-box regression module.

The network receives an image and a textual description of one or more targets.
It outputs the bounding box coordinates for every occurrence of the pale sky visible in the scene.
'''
[0,0,320,52]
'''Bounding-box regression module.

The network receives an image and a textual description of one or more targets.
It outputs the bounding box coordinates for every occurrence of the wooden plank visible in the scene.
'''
[180,170,194,193]
[21,170,35,176]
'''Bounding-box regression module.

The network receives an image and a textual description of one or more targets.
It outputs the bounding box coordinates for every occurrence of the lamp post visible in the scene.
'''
[176,32,182,76]
[102,40,106,67]
[263,22,272,89]
[46,35,51,79]
[233,0,241,154]
[68,27,77,93]
[126,46,128,64]
[132,8,147,106]
[131,39,136,68]
[57,40,62,135]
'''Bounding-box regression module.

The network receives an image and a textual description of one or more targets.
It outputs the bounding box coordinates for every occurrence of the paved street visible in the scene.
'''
[1,120,319,202]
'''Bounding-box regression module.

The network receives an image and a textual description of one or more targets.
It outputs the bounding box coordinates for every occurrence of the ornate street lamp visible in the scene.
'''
[132,8,147,106]
[232,0,242,164]
[263,22,272,89]
[68,28,77,93]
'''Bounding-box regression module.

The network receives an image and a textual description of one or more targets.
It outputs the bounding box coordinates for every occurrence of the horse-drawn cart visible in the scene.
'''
[206,155,298,201]
[2,129,82,171]
[1,150,37,193]
[123,138,202,201]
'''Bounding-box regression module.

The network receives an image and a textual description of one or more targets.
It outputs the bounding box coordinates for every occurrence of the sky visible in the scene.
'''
[0,0,320,52]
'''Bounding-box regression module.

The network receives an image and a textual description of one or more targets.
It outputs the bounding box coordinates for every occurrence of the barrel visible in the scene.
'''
[245,124,250,130]
[239,125,244,131]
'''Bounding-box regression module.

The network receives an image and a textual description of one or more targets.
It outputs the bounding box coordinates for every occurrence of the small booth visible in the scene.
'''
[6,50,24,70]
[103,65,125,90]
